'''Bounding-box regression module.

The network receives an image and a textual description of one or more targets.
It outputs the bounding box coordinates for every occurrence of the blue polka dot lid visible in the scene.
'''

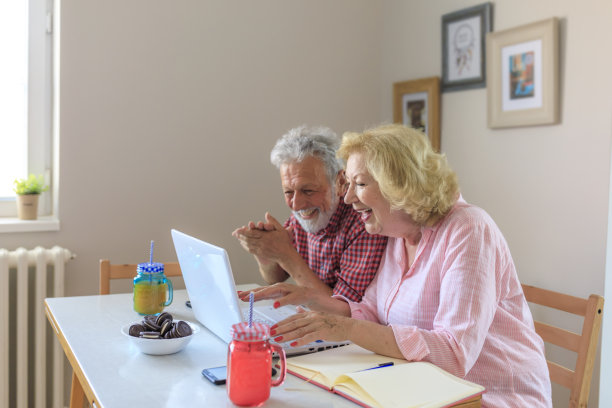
[137,262,164,273]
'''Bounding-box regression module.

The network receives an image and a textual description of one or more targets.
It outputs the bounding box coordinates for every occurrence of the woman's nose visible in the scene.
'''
[344,184,356,204]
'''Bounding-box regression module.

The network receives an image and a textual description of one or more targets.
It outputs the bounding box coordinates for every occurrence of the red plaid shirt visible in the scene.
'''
[284,201,387,301]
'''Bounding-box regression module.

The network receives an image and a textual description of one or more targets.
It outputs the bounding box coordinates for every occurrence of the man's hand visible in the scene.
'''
[233,213,333,295]
[232,213,296,283]
[232,213,295,265]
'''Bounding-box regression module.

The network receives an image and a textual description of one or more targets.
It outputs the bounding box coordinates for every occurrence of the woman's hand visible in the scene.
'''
[271,308,404,358]
[238,282,351,315]
[269,309,354,347]
[239,284,403,358]
[238,282,320,309]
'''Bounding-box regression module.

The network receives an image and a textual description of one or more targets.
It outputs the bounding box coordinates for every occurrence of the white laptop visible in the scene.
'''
[171,228,350,356]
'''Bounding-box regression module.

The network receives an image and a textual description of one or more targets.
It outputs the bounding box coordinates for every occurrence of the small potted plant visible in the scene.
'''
[13,174,49,220]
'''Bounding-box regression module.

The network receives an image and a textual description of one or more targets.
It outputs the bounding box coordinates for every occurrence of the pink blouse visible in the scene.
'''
[346,199,552,407]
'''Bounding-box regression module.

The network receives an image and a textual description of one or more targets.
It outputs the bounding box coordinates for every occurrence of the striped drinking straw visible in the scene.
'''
[248,292,254,328]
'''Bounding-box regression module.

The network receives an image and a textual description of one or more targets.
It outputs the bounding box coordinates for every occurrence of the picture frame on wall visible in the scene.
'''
[441,2,492,92]
[393,77,440,152]
[486,17,559,128]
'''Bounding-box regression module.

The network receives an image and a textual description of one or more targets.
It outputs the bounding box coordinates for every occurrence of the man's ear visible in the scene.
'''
[335,170,347,196]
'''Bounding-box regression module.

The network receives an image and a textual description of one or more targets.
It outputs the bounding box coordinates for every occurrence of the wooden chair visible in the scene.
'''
[522,284,604,408]
[99,259,182,295]
[69,260,184,408]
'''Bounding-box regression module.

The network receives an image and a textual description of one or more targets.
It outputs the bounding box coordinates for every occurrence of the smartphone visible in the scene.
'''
[202,366,227,385]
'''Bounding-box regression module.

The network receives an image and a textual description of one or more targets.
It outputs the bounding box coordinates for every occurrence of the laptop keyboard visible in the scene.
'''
[256,304,296,321]
[241,304,295,326]
[241,312,274,326]
[241,311,293,349]
[241,306,350,354]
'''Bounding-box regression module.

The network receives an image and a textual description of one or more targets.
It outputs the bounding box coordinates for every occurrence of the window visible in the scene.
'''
[0,0,54,219]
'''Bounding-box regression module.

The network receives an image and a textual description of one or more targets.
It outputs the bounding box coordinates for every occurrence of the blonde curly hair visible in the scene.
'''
[338,124,459,227]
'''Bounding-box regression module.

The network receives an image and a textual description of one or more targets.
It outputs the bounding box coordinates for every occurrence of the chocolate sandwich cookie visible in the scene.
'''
[143,315,162,331]
[129,323,146,337]
[140,331,161,339]
[160,320,173,336]
[156,312,173,327]
[167,324,179,339]
[176,320,193,337]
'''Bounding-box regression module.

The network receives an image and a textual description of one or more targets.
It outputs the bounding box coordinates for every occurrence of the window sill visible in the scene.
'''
[0,216,60,233]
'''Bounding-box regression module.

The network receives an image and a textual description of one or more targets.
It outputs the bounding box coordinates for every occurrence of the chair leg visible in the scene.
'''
[69,371,86,408]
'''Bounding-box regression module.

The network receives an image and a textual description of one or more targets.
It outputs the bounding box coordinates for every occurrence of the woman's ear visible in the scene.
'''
[336,170,347,196]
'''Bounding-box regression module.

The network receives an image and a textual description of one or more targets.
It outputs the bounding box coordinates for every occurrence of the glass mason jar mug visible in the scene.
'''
[132,262,173,315]
[227,322,286,407]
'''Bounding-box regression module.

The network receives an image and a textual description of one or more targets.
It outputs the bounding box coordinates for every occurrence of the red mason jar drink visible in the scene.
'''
[226,322,286,407]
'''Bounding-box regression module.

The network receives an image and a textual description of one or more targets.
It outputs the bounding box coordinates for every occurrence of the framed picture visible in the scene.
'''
[486,18,559,128]
[442,2,492,92]
[393,77,440,152]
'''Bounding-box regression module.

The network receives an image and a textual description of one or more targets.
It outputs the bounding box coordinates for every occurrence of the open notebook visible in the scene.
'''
[287,344,485,408]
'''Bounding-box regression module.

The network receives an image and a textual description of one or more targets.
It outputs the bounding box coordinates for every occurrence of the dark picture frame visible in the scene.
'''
[393,77,441,152]
[442,2,492,92]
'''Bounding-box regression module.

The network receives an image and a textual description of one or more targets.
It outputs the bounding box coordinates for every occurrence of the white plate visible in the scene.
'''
[121,320,199,355]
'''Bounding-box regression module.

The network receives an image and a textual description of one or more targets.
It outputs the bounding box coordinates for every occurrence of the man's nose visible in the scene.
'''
[291,192,308,211]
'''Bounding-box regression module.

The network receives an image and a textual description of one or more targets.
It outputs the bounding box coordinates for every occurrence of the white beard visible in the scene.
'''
[293,193,340,234]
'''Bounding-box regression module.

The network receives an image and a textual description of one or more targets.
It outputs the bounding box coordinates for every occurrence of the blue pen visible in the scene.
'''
[360,362,394,371]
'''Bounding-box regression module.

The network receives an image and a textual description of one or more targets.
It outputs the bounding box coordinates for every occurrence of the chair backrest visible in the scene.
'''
[521,284,604,408]
[99,259,182,295]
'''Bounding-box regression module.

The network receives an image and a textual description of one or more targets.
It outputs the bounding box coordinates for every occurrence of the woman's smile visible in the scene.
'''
[355,207,373,222]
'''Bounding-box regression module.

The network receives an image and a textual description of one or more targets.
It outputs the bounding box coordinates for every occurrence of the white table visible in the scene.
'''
[45,288,359,408]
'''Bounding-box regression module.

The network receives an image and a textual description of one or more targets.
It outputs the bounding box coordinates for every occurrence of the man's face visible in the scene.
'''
[280,156,340,234]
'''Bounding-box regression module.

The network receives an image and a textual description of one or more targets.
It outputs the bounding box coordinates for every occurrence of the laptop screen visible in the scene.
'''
[171,229,243,343]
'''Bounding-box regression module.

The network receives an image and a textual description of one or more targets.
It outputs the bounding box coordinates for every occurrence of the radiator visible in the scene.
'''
[0,246,74,408]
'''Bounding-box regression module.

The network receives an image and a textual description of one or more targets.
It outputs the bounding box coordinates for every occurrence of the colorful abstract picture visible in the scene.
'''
[509,51,534,99]
[500,39,542,113]
[487,18,559,128]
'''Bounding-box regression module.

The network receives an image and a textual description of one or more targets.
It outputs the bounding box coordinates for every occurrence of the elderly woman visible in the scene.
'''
[244,124,552,407]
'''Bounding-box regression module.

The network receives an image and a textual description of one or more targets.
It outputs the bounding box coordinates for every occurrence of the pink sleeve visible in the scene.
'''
[332,268,381,322]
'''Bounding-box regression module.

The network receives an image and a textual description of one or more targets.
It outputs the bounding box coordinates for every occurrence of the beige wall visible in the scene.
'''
[380,0,612,406]
[2,0,611,406]
[4,0,384,290]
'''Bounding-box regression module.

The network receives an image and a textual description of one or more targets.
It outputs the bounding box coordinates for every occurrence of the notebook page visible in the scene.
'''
[287,344,406,388]
[332,362,484,408]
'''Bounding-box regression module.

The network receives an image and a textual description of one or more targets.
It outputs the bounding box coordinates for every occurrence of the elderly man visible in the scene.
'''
[232,125,387,301]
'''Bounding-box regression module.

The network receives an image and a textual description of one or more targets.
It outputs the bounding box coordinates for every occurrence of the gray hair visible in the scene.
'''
[270,125,343,184]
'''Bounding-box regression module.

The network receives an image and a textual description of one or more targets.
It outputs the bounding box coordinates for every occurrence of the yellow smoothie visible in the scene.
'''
[133,282,167,315]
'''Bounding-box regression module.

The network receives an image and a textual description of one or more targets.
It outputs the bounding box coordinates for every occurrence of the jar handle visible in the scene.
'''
[163,278,173,306]
[270,344,286,387]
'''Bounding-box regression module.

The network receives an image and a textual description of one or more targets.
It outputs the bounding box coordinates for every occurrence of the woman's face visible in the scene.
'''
[344,152,415,237]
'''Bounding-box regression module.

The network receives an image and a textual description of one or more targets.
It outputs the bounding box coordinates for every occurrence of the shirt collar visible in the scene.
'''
[421,194,463,237]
